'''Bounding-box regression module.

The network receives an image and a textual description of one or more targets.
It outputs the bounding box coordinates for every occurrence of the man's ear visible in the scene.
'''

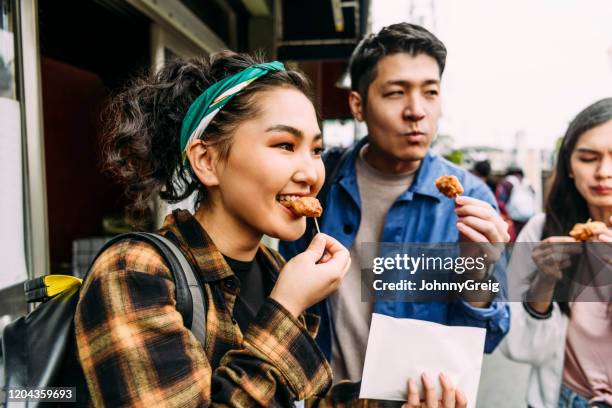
[187,140,220,187]
[348,90,365,122]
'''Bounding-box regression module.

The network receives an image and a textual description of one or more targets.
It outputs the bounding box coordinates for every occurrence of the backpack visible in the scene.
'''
[505,175,536,222]
[0,232,206,407]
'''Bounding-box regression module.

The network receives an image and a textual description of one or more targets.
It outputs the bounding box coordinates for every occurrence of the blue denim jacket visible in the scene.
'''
[279,137,510,359]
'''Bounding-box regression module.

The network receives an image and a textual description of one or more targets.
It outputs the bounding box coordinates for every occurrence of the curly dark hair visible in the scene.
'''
[103,51,315,221]
[349,22,447,105]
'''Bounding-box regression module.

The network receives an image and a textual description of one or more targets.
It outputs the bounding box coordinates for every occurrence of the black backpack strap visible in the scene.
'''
[143,233,207,346]
[88,232,207,347]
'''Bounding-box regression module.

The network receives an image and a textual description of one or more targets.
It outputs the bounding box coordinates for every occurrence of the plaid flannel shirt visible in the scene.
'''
[75,210,332,407]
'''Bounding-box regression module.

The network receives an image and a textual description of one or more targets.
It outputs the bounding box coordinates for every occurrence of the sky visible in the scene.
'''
[371,0,612,149]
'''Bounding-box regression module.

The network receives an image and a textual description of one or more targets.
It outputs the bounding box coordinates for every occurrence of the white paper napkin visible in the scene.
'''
[359,314,486,408]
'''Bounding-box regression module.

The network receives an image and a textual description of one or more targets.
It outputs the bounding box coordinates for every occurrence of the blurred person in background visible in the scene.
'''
[496,166,536,238]
[500,98,612,408]
[474,160,517,239]
[473,159,497,193]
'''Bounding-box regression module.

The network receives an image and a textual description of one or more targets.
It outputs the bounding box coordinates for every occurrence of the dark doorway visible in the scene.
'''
[38,0,150,273]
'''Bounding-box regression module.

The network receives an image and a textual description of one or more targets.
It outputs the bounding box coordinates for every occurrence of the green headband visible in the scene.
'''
[180,61,285,162]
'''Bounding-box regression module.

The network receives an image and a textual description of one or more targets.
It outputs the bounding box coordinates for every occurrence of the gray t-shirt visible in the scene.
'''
[330,145,416,383]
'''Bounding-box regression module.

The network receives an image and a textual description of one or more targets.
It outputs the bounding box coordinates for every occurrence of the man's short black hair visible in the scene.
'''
[348,23,447,103]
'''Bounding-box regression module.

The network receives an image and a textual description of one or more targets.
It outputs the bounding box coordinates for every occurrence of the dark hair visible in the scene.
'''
[474,160,492,178]
[348,22,447,103]
[542,97,612,315]
[103,51,314,221]
[506,166,524,177]
[543,98,612,238]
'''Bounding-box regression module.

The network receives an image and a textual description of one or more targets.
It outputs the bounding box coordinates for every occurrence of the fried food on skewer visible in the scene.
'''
[280,196,323,218]
[569,220,607,241]
[435,175,464,198]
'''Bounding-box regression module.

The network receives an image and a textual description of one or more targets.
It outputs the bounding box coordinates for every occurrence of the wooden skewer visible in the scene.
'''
[313,217,327,263]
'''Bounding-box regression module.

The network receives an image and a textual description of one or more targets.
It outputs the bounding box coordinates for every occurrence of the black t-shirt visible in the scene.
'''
[223,253,272,333]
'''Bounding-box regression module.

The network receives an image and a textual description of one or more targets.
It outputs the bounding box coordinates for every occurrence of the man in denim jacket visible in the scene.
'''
[280,23,511,387]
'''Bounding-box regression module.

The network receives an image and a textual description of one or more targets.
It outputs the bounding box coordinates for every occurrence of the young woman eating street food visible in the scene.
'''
[501,98,612,408]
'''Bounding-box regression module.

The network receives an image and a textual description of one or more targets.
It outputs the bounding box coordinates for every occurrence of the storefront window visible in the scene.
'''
[0,0,28,290]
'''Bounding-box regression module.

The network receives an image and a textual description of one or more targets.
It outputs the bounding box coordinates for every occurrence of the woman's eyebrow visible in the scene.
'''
[266,124,303,138]
[575,147,601,154]
[265,124,322,141]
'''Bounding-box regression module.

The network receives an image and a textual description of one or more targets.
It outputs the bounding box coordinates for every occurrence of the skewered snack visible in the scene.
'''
[435,175,464,198]
[281,197,323,217]
[569,220,607,241]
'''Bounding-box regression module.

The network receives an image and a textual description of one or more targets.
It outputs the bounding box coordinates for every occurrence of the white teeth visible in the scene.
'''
[277,195,300,202]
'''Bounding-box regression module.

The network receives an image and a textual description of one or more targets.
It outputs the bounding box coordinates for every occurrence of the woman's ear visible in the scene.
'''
[348,90,364,122]
[187,140,220,187]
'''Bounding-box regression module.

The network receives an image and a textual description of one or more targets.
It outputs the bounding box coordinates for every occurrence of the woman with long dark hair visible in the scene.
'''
[501,98,612,408]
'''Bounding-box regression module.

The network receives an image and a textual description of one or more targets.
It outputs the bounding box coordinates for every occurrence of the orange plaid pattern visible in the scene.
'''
[75,210,332,407]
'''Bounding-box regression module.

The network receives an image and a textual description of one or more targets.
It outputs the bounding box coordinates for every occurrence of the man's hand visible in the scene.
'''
[454,196,511,245]
[454,196,509,307]
[402,373,467,408]
[454,196,509,265]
